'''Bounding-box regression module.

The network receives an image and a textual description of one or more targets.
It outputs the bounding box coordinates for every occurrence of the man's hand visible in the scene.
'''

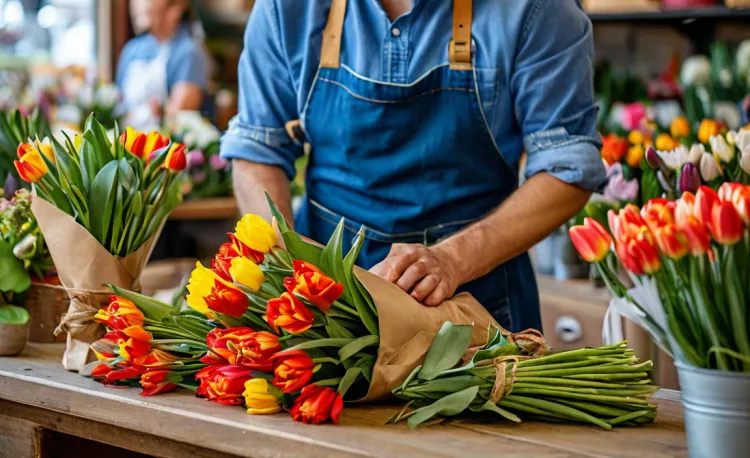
[370,244,462,306]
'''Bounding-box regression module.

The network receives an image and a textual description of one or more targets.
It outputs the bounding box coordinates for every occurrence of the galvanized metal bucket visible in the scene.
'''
[676,362,750,458]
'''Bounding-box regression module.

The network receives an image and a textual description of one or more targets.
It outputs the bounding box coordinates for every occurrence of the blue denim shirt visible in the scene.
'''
[221,0,605,190]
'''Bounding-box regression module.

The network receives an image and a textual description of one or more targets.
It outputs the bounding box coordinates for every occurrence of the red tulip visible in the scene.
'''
[734,187,750,224]
[103,329,152,361]
[140,370,177,396]
[211,233,264,281]
[14,143,49,183]
[164,142,187,171]
[143,131,170,156]
[608,205,648,242]
[265,292,315,334]
[568,217,612,263]
[675,192,695,227]
[652,224,689,259]
[133,349,181,370]
[718,183,744,203]
[120,127,147,158]
[271,349,315,394]
[91,362,144,384]
[710,201,744,245]
[694,186,719,226]
[196,365,253,405]
[285,260,344,313]
[289,384,344,425]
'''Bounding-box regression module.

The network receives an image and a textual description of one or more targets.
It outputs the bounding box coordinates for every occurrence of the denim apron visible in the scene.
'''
[295,0,540,331]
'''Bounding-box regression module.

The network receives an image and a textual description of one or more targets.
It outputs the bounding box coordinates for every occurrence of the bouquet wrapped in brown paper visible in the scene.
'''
[15,115,186,370]
[81,195,496,425]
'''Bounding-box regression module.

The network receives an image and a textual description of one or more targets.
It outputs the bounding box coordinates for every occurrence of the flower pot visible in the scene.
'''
[24,281,70,343]
[676,362,750,458]
[0,322,29,356]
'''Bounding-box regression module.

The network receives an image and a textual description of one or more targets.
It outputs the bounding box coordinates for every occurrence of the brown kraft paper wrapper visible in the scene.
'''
[32,197,162,372]
[353,267,498,401]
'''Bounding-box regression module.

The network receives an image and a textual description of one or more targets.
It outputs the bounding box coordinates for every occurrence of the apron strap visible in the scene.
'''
[320,0,473,71]
[320,0,348,69]
[449,0,473,70]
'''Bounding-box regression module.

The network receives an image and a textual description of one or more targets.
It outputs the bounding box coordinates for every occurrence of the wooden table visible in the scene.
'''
[168,197,238,220]
[0,344,688,458]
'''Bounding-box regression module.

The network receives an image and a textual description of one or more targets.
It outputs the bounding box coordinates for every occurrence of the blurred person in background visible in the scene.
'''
[116,0,207,131]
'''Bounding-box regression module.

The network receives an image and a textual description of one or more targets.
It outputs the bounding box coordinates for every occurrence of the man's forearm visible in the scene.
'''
[232,159,293,224]
[436,173,592,284]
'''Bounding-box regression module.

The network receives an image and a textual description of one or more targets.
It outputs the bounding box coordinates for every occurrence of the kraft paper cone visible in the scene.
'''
[32,197,163,372]
[354,267,497,401]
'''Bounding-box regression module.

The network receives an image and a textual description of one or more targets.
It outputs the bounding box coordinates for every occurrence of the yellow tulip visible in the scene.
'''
[669,116,691,139]
[244,378,282,415]
[234,214,277,253]
[15,143,49,183]
[229,256,265,291]
[626,144,645,167]
[34,138,56,163]
[627,130,645,145]
[698,119,720,145]
[655,133,675,152]
[186,262,248,318]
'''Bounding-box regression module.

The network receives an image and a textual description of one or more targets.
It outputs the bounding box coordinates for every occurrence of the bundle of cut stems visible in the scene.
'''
[392,328,658,429]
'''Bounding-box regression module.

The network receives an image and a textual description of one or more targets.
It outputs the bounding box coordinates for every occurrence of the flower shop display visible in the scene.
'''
[569,184,750,457]
[168,111,231,199]
[14,114,187,370]
[391,323,657,429]
[79,197,659,430]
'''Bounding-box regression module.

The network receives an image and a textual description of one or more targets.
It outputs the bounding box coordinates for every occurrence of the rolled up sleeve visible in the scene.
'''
[512,0,605,190]
[220,0,301,180]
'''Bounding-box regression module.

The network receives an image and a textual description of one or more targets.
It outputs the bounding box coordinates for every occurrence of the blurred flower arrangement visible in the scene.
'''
[168,111,231,199]
[0,189,55,309]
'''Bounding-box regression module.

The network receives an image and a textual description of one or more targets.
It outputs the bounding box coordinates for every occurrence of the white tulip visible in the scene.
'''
[736,130,750,155]
[710,135,735,163]
[714,102,742,130]
[741,151,750,175]
[720,68,733,88]
[680,55,711,86]
[700,152,721,181]
[657,145,697,171]
[688,143,705,164]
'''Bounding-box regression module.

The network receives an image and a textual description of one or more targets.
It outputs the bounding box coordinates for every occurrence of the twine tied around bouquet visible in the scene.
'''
[54,288,114,338]
[477,355,533,404]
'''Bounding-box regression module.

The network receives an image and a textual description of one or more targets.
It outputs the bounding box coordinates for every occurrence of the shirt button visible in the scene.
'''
[391,27,401,37]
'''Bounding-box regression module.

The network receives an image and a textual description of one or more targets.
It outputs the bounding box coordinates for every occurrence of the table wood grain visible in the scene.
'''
[0,344,687,458]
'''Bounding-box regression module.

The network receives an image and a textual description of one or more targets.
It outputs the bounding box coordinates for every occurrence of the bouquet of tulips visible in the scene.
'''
[569,182,750,371]
[13,114,188,370]
[84,196,495,424]
[391,323,658,429]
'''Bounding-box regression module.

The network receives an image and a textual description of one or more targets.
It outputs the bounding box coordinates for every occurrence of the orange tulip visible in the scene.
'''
[284,261,344,313]
[91,363,144,384]
[290,384,344,425]
[133,349,181,370]
[710,201,744,245]
[103,330,151,361]
[164,142,187,171]
[654,133,676,151]
[679,217,712,256]
[615,235,661,275]
[568,218,612,263]
[652,224,689,259]
[140,370,177,396]
[271,349,315,394]
[601,134,628,165]
[670,116,691,139]
[187,262,249,318]
[201,327,279,371]
[120,126,147,158]
[641,198,675,233]
[14,143,49,183]
[143,131,170,155]
[95,295,145,331]
[265,292,315,334]
[196,365,254,405]
[694,186,719,226]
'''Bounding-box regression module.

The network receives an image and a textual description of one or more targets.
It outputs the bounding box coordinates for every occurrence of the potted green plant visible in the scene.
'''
[0,207,32,355]
[1,188,65,342]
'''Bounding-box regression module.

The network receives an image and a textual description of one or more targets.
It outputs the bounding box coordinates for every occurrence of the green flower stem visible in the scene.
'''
[508,388,649,407]
[503,395,613,429]
[724,245,750,371]
[690,255,729,370]
[332,300,360,318]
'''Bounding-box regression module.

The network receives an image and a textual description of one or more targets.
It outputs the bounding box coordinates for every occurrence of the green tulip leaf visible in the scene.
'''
[88,161,119,246]
[108,285,173,322]
[337,367,362,398]
[406,385,479,428]
[418,322,473,380]
[338,334,379,362]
